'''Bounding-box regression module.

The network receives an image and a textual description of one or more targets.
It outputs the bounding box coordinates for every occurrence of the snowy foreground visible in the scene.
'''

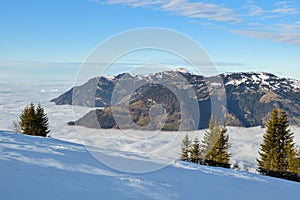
[1,130,299,200]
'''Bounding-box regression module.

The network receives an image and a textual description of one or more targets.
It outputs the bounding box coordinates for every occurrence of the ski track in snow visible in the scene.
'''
[0,131,178,200]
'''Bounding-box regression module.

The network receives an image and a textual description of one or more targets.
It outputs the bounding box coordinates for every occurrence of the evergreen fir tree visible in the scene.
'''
[19,103,50,137]
[215,126,231,166]
[257,108,297,179]
[190,136,201,164]
[201,116,219,160]
[286,146,300,176]
[20,103,36,136]
[180,134,191,161]
[35,104,50,137]
[201,116,231,168]
[295,148,300,175]
[258,108,281,174]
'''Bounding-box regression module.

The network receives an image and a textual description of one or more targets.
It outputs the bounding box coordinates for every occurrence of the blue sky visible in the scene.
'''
[0,0,299,81]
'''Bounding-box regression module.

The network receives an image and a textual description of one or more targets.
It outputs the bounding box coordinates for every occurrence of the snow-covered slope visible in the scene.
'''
[1,130,299,200]
[223,72,300,91]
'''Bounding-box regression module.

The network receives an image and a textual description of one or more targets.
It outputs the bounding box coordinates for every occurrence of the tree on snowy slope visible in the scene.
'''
[257,108,299,181]
[295,148,300,175]
[190,136,201,164]
[289,147,300,176]
[35,104,50,136]
[180,134,191,161]
[201,116,231,168]
[19,103,50,137]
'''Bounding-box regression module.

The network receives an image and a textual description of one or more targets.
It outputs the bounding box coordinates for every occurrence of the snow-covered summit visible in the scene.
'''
[172,67,190,74]
[223,72,300,92]
[102,71,300,92]
[100,68,191,81]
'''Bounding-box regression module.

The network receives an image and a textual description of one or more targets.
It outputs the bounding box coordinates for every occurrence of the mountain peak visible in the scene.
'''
[172,68,190,74]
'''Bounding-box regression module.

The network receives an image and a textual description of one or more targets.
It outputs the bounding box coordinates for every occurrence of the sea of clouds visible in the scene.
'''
[1,80,299,171]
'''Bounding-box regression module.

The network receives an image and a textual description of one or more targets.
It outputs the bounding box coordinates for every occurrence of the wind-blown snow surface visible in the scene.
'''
[1,130,300,200]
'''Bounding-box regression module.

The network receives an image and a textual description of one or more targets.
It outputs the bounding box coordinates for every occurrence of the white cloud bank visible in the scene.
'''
[1,81,300,169]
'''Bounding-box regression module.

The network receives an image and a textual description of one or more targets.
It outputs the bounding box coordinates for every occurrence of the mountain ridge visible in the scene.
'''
[51,69,300,130]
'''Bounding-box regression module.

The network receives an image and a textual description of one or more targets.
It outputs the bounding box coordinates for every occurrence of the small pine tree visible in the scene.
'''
[201,116,231,168]
[190,136,201,164]
[20,103,36,135]
[180,134,191,161]
[287,146,300,176]
[201,117,219,160]
[19,103,50,137]
[257,108,297,179]
[295,148,300,175]
[35,104,50,137]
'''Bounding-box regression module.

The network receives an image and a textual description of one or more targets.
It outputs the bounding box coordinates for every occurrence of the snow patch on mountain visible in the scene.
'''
[223,72,300,91]
[173,68,190,74]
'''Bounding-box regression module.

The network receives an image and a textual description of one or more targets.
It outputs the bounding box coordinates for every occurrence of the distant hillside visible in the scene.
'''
[51,70,300,130]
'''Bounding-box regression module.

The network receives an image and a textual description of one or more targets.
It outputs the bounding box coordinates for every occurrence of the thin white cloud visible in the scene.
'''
[161,0,239,22]
[92,0,300,45]
[247,22,262,27]
[237,0,300,45]
[275,1,293,5]
[247,0,299,16]
[275,23,300,33]
[231,29,300,45]
[102,0,239,22]
[271,7,299,14]
[248,5,264,16]
[104,0,162,7]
